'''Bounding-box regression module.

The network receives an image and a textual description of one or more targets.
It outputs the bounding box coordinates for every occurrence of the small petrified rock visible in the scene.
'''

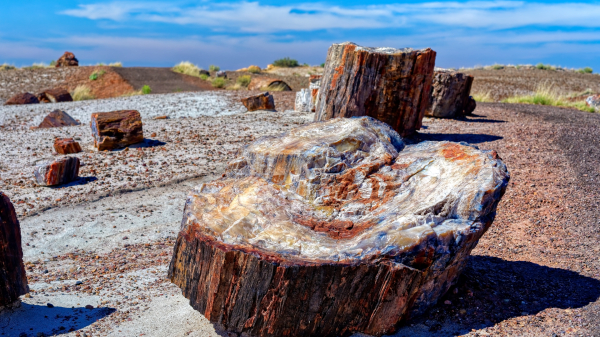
[34,157,80,186]
[309,75,321,112]
[241,92,275,111]
[315,42,436,137]
[215,71,227,78]
[426,70,475,118]
[37,88,73,103]
[38,110,80,128]
[55,51,79,67]
[0,192,29,307]
[169,117,509,337]
[294,88,312,112]
[586,94,600,111]
[247,78,291,91]
[4,93,39,105]
[54,138,82,154]
[90,110,144,151]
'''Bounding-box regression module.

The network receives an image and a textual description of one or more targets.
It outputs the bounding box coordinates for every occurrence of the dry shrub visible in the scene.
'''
[471,90,494,103]
[109,62,123,67]
[0,64,16,71]
[172,61,204,77]
[211,77,226,88]
[236,75,252,87]
[502,82,595,113]
[71,85,95,101]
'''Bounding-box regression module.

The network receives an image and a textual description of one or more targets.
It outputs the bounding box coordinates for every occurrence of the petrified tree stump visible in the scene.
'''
[0,192,28,307]
[4,93,39,105]
[55,51,79,67]
[39,110,80,128]
[169,117,509,337]
[91,110,144,151]
[54,138,82,154]
[241,92,275,112]
[34,157,80,186]
[38,88,73,103]
[315,42,436,137]
[426,70,475,118]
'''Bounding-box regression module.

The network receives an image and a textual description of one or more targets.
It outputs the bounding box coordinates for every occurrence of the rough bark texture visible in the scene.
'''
[315,42,436,137]
[241,92,275,112]
[90,110,144,151]
[54,138,82,154]
[39,109,80,128]
[37,88,73,103]
[4,93,39,105]
[169,117,509,337]
[55,51,79,67]
[0,192,28,307]
[247,78,292,91]
[426,70,475,118]
[34,157,80,186]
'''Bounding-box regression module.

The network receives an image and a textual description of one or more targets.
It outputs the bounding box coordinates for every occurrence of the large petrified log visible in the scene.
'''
[39,109,80,128]
[169,117,509,337]
[426,69,475,118]
[0,192,28,307]
[314,42,436,137]
[4,93,39,105]
[241,92,275,112]
[37,88,73,103]
[34,157,80,186]
[91,110,144,150]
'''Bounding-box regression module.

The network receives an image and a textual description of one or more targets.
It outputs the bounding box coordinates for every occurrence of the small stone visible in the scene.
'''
[444,300,452,305]
[46,303,54,308]
[215,71,227,78]
[34,157,80,186]
[4,93,39,105]
[151,132,157,137]
[154,116,169,120]
[38,110,80,128]
[54,138,82,154]
[75,281,83,285]
[459,309,467,315]
[241,92,275,112]
[122,236,128,240]
[85,304,94,309]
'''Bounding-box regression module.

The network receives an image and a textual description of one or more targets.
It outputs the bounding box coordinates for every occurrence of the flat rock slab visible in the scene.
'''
[54,137,82,154]
[0,192,28,307]
[38,109,80,128]
[38,88,73,103]
[34,156,80,186]
[4,93,39,105]
[91,110,144,150]
[241,92,275,112]
[169,117,509,337]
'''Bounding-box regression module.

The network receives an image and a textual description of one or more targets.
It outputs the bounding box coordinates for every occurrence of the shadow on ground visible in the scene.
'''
[388,256,600,336]
[52,176,97,188]
[457,113,507,124]
[0,303,116,337]
[415,133,503,144]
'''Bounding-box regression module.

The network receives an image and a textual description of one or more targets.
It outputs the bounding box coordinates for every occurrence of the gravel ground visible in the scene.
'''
[1,94,599,336]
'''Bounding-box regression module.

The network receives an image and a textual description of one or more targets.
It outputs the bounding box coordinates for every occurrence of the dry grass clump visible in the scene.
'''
[109,62,123,67]
[502,83,595,113]
[0,64,16,71]
[471,90,494,103]
[172,61,204,77]
[71,85,95,101]
[237,75,252,87]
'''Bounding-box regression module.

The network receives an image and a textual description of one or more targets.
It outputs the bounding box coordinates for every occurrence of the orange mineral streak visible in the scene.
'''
[440,142,478,162]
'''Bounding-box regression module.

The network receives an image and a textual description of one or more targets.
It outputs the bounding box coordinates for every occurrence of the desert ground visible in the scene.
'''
[0,66,599,337]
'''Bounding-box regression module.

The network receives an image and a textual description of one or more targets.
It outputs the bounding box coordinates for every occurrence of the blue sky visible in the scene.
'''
[2,1,600,71]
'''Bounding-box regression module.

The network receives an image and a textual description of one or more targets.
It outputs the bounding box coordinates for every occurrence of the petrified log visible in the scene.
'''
[39,109,80,128]
[426,70,475,118]
[38,88,73,103]
[34,157,80,186]
[169,117,509,337]
[294,88,312,112]
[54,138,82,154]
[0,192,28,307]
[241,92,275,112]
[55,51,79,67]
[315,42,436,137]
[91,110,144,151]
[4,93,39,105]
[247,78,291,91]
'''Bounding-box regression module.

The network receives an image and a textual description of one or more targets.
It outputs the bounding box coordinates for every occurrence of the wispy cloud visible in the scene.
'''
[60,1,600,32]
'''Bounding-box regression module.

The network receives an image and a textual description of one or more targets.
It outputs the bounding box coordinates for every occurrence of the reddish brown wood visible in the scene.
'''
[33,157,80,186]
[39,109,80,128]
[38,88,73,103]
[241,92,275,111]
[0,192,28,307]
[4,93,39,105]
[55,51,79,67]
[90,110,144,150]
[54,138,82,154]
[314,42,436,137]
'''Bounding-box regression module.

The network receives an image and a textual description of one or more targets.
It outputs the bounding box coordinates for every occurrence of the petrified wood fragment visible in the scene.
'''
[426,70,475,118]
[37,88,73,103]
[241,92,275,112]
[0,192,28,307]
[54,138,82,154]
[315,42,436,137]
[4,93,39,105]
[169,117,509,337]
[247,78,291,91]
[34,157,80,186]
[91,110,144,151]
[39,109,80,128]
[294,88,312,112]
[55,51,79,67]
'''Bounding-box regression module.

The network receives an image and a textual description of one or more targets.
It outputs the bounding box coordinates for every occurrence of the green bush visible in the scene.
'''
[320,63,325,67]
[89,70,106,81]
[199,74,209,80]
[142,85,152,95]
[577,67,593,74]
[536,63,555,71]
[236,75,252,87]
[491,64,504,70]
[0,64,16,71]
[273,57,299,68]
[49,60,57,67]
[211,77,226,88]
[209,65,220,72]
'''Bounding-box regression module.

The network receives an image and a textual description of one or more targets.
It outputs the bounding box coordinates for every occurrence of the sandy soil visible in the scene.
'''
[0,93,599,336]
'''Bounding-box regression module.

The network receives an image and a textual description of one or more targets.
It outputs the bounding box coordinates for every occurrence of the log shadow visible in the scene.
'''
[387,256,600,336]
[50,176,97,189]
[457,113,507,123]
[414,133,503,144]
[0,303,116,336]
[110,139,167,151]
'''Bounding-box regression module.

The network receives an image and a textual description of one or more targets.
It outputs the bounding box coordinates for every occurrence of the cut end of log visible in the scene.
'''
[169,117,509,337]
[90,110,144,151]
